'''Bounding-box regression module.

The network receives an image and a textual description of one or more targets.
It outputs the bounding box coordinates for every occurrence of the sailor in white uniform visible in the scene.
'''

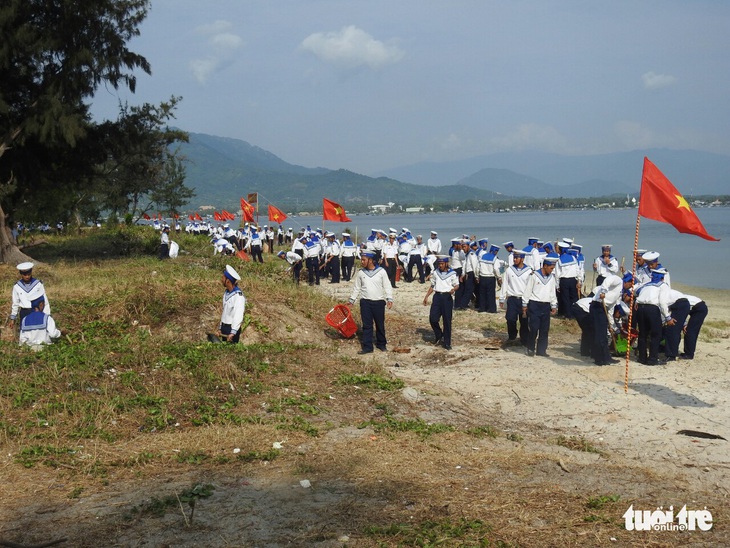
[348,251,393,354]
[19,296,61,350]
[215,265,246,343]
[422,256,459,350]
[9,262,51,331]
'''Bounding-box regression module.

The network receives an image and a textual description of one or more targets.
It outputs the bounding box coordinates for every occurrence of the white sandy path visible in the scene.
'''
[319,277,730,495]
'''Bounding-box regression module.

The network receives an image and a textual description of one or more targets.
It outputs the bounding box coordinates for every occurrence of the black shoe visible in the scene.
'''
[665,356,676,362]
[442,345,452,350]
[432,336,442,346]
[377,347,387,352]
[646,359,667,366]
[526,349,535,357]
[536,352,550,358]
[207,333,221,343]
[679,353,693,360]
[357,350,373,355]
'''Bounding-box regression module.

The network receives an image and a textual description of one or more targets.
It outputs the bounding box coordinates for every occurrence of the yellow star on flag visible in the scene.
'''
[334,206,342,215]
[675,194,691,211]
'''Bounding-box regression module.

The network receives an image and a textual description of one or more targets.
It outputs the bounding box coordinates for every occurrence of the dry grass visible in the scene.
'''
[0,228,727,547]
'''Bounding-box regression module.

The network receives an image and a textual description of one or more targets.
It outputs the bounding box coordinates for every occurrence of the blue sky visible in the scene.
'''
[90,0,730,175]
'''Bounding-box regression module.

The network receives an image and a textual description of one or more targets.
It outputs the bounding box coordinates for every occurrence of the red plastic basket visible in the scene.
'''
[326,304,357,338]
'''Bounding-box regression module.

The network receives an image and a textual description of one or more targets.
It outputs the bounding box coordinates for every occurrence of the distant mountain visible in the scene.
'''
[178,133,729,211]
[374,149,730,195]
[179,133,514,210]
[457,168,634,198]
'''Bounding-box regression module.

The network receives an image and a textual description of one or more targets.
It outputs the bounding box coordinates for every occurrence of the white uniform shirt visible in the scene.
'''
[221,287,246,333]
[11,278,51,320]
[500,264,532,302]
[522,269,558,309]
[427,237,442,255]
[594,255,619,277]
[592,273,624,315]
[635,281,671,322]
[431,268,459,293]
[349,266,393,303]
[19,312,61,348]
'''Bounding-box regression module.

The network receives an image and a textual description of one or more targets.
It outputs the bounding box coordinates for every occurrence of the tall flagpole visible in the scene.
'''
[625,209,641,394]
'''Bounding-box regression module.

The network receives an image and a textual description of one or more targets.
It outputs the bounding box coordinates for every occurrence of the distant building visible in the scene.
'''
[405,207,425,213]
[369,204,390,213]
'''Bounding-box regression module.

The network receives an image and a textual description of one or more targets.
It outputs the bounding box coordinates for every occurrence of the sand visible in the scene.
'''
[319,276,730,497]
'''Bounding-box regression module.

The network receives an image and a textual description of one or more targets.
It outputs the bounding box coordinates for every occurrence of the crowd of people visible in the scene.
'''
[263,225,708,365]
[6,222,708,366]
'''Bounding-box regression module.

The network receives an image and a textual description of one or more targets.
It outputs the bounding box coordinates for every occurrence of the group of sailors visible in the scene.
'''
[273,229,707,365]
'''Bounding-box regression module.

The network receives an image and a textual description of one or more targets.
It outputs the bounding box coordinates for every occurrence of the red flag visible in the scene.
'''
[240,198,255,223]
[143,213,151,220]
[268,204,287,224]
[188,214,194,220]
[222,209,235,221]
[322,198,352,222]
[639,157,720,241]
[194,212,203,221]
[214,211,222,221]
[247,192,258,204]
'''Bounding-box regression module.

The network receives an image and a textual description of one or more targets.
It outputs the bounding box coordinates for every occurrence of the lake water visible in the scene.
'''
[307,207,730,290]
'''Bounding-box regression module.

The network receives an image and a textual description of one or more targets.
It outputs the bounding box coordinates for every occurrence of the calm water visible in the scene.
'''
[306,207,730,290]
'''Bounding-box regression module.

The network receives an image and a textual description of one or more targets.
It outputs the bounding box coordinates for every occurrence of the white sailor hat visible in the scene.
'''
[642,251,660,262]
[556,241,569,249]
[435,255,450,263]
[562,238,574,245]
[342,232,350,237]
[502,241,514,248]
[430,231,438,235]
[326,231,335,237]
[17,262,34,272]
[389,231,397,237]
[601,244,612,249]
[223,265,241,282]
[636,248,647,255]
[543,253,560,264]
[512,249,526,256]
[651,267,668,275]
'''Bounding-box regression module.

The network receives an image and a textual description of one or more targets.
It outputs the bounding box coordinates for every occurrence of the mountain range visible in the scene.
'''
[179,132,730,210]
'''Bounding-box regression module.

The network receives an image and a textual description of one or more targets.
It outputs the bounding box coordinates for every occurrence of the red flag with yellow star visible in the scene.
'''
[267,204,287,224]
[639,157,719,241]
[240,198,256,223]
[322,198,352,222]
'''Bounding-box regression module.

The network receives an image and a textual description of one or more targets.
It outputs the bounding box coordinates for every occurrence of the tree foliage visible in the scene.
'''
[0,0,156,261]
[96,97,193,221]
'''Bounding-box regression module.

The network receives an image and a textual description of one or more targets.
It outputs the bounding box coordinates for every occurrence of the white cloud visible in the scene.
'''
[190,20,243,84]
[196,20,234,36]
[300,25,404,70]
[211,33,244,51]
[490,124,571,153]
[642,71,677,90]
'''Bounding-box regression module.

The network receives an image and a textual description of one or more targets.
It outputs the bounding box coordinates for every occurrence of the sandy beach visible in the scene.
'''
[318,277,730,497]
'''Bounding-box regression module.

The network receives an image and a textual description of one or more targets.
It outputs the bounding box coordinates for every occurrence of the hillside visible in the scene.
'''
[178,133,730,211]
[375,148,730,195]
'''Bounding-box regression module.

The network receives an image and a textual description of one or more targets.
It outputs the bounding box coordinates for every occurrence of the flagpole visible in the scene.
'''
[625,208,641,395]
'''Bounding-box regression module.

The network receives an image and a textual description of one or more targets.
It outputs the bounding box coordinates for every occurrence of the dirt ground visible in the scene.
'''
[1,274,728,547]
